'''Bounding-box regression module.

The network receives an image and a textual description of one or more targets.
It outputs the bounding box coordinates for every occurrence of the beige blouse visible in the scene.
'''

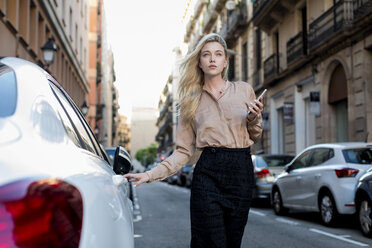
[146,81,263,182]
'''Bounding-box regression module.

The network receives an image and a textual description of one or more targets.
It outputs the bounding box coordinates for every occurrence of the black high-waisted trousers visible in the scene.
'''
[190,147,254,248]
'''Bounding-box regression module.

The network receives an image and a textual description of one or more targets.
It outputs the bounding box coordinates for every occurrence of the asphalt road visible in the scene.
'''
[133,182,371,248]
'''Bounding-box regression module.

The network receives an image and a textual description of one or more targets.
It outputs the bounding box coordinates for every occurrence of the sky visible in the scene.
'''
[104,0,194,122]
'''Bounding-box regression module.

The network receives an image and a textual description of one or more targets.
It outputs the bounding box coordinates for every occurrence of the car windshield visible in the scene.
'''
[342,148,372,164]
[183,164,192,172]
[256,156,294,168]
[0,64,17,117]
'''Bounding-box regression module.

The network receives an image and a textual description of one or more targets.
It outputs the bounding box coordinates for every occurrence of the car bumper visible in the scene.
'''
[254,182,273,199]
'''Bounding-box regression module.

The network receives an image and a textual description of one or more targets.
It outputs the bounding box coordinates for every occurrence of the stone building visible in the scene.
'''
[183,0,372,155]
[88,0,119,147]
[0,0,90,107]
[155,47,183,161]
[118,114,131,153]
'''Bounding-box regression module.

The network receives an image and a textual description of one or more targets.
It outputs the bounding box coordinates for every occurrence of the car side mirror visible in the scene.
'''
[285,164,291,173]
[113,146,132,175]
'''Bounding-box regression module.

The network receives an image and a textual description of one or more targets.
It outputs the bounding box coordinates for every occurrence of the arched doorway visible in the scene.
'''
[328,63,348,142]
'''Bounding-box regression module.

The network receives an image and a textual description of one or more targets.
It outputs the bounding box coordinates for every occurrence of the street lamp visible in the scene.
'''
[81,101,89,116]
[41,37,57,67]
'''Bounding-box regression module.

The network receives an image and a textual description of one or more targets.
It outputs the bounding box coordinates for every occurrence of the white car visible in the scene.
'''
[0,57,134,247]
[271,143,372,226]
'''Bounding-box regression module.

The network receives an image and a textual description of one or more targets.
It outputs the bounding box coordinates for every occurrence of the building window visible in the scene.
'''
[69,8,72,40]
[29,1,37,51]
[255,28,261,70]
[75,24,78,52]
[80,37,83,63]
[228,55,235,81]
[62,0,66,25]
[242,42,248,82]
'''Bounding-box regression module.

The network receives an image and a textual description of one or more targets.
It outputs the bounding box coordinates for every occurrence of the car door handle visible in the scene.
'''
[112,175,128,186]
[315,174,321,179]
[296,176,302,181]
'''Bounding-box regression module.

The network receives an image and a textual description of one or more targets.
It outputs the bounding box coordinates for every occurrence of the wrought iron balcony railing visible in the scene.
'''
[353,0,372,21]
[286,32,305,65]
[263,53,277,81]
[308,0,351,51]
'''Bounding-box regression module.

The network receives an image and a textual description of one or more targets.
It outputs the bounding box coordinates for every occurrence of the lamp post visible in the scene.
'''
[81,101,89,116]
[41,37,57,68]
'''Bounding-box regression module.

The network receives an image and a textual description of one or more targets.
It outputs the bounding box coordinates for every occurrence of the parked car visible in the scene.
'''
[166,173,178,185]
[355,167,372,237]
[177,164,193,187]
[105,146,134,202]
[251,154,294,199]
[271,143,372,226]
[0,57,134,247]
[185,164,195,188]
[105,146,131,167]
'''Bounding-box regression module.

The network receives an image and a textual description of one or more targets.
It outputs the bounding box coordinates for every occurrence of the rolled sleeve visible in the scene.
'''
[147,116,196,182]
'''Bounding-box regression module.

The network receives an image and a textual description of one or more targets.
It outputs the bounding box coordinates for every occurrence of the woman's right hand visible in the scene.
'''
[124,172,150,187]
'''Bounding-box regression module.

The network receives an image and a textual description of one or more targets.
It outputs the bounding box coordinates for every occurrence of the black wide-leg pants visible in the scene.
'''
[190,147,254,248]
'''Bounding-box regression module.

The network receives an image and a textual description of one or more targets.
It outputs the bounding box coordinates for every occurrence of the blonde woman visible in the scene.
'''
[125,33,263,248]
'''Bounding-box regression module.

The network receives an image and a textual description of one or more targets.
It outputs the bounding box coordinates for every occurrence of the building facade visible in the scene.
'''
[88,0,119,147]
[182,0,372,155]
[118,114,131,153]
[0,0,90,107]
[155,47,183,161]
[130,107,158,157]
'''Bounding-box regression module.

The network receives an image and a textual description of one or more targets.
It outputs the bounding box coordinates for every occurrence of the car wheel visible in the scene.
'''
[358,197,372,237]
[272,188,288,215]
[319,192,338,226]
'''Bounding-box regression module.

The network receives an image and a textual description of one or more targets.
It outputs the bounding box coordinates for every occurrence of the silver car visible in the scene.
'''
[271,143,372,226]
[251,154,294,199]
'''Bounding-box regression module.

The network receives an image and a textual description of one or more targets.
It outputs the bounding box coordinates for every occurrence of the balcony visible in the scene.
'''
[184,17,196,43]
[253,0,299,33]
[263,54,277,82]
[286,32,305,65]
[353,0,372,21]
[308,0,353,51]
[155,112,173,141]
[203,0,227,33]
[223,2,249,43]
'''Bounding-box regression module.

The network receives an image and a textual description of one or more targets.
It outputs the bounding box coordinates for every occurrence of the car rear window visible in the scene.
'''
[0,64,17,117]
[256,156,294,168]
[343,148,372,164]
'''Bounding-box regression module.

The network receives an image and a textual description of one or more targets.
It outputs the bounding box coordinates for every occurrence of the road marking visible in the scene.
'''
[276,217,299,226]
[250,210,266,216]
[310,228,369,247]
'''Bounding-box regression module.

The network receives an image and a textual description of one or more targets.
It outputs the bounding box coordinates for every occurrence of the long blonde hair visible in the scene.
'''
[178,33,228,124]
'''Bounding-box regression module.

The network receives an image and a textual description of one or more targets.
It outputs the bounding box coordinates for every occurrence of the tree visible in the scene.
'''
[135,144,157,167]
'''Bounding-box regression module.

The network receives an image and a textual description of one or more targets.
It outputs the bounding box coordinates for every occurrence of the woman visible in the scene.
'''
[125,33,263,248]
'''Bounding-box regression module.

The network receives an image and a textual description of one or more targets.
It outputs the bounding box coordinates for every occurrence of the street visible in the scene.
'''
[133,182,371,248]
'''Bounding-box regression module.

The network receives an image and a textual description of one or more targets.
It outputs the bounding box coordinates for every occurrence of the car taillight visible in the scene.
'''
[0,178,83,248]
[335,168,359,178]
[257,168,270,178]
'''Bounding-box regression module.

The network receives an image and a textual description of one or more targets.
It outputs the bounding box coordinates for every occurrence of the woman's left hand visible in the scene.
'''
[247,98,264,121]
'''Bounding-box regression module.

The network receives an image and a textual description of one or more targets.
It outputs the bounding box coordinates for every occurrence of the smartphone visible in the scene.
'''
[256,89,267,102]
[248,89,267,114]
